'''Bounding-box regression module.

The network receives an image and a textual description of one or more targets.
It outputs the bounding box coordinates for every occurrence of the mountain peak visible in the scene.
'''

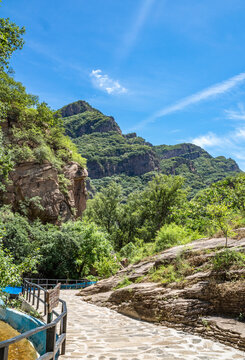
[61,100,122,138]
[60,100,95,118]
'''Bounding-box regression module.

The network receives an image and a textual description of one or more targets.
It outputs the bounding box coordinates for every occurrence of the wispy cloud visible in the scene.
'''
[90,69,127,95]
[191,126,245,170]
[225,103,245,120]
[118,0,156,60]
[134,72,245,130]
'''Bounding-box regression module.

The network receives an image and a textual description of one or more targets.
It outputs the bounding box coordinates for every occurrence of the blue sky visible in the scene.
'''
[2,0,245,170]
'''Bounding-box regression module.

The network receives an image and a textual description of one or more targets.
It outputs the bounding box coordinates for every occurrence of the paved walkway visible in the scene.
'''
[59,290,245,360]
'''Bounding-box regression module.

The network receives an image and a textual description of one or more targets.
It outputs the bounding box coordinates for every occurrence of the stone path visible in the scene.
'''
[59,290,245,360]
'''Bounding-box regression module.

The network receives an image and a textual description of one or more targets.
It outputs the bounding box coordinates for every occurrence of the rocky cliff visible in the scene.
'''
[1,161,87,224]
[79,231,245,351]
[0,98,88,224]
[61,100,241,196]
[2,162,87,223]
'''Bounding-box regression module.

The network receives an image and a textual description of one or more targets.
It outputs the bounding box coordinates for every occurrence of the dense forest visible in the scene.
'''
[0,7,245,292]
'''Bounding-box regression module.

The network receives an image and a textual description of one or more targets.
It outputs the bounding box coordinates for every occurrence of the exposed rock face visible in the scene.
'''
[2,161,87,223]
[79,236,245,351]
[155,143,210,160]
[88,151,159,179]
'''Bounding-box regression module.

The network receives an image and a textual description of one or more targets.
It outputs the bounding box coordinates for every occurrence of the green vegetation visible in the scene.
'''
[0,12,25,70]
[0,5,244,287]
[113,277,132,289]
[148,252,192,284]
[61,104,240,198]
[0,206,118,279]
[154,224,200,253]
[212,249,245,271]
[85,173,245,267]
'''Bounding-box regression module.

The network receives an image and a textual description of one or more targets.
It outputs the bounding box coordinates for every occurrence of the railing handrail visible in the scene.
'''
[25,278,89,281]
[0,279,67,359]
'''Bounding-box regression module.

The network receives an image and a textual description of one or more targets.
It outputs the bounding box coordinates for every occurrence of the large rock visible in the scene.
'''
[79,236,245,351]
[2,161,87,223]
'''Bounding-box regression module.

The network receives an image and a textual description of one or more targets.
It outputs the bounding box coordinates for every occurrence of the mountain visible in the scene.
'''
[61,100,241,197]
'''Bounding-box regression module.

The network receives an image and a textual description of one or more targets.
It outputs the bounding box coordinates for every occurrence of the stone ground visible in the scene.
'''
[59,290,245,360]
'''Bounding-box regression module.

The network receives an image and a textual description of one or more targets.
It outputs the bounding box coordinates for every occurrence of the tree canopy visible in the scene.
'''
[0,9,25,70]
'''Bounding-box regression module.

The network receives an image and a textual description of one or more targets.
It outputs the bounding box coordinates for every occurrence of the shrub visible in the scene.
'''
[154,224,200,253]
[119,242,137,258]
[212,249,245,271]
[94,255,120,278]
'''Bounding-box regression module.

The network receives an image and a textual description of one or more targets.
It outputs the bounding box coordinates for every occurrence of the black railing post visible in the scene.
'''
[46,324,56,359]
[0,345,9,360]
[61,312,67,355]
[25,284,28,300]
[32,286,36,306]
[28,285,31,302]
[22,280,25,297]
[36,287,40,310]
[44,291,46,316]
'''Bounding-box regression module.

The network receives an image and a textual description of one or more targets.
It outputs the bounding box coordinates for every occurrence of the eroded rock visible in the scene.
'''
[2,161,87,223]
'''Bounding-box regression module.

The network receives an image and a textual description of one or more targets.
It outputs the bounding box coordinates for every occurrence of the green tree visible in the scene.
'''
[84,182,122,235]
[207,203,234,247]
[0,9,25,69]
[137,175,186,241]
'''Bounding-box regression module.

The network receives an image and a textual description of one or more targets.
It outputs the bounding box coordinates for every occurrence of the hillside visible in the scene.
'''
[0,75,87,223]
[61,100,241,196]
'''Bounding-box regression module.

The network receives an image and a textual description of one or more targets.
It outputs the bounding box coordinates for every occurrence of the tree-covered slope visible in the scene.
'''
[0,74,87,223]
[61,101,241,196]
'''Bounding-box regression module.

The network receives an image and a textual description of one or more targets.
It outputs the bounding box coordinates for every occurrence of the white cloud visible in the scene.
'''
[234,127,245,139]
[90,69,127,95]
[191,126,245,171]
[118,0,156,60]
[192,132,225,148]
[134,72,245,130]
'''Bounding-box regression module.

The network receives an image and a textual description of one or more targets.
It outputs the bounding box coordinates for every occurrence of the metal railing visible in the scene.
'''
[0,279,67,360]
[25,277,95,289]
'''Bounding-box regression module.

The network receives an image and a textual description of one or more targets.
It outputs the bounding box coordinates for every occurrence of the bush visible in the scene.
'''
[94,255,119,278]
[154,224,200,253]
[119,242,137,258]
[212,249,245,271]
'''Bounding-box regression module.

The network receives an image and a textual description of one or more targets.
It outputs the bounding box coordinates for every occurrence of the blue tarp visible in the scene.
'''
[2,286,23,295]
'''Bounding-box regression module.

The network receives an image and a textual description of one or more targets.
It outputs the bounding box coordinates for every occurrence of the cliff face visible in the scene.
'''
[1,161,87,224]
[88,150,158,179]
[79,232,245,351]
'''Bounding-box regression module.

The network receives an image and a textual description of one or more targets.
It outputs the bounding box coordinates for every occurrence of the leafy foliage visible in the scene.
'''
[0,15,25,69]
[154,224,200,252]
[0,71,86,197]
[212,249,245,271]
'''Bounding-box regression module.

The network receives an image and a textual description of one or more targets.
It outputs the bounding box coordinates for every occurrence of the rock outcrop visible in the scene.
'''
[88,150,158,179]
[79,235,245,351]
[1,161,87,223]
